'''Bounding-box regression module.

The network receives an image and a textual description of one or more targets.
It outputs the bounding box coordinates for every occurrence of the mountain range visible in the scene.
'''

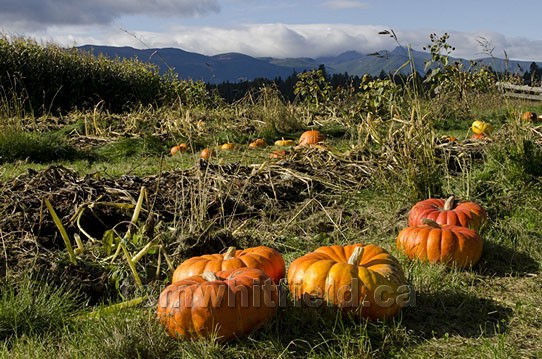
[77,45,542,84]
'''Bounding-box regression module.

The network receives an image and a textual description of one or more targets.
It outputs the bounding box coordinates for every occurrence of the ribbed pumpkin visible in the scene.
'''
[298,130,325,146]
[397,219,483,268]
[408,195,487,231]
[158,268,278,341]
[172,246,285,285]
[287,244,409,320]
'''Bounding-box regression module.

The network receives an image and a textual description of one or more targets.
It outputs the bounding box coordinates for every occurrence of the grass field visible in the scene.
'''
[1,37,542,358]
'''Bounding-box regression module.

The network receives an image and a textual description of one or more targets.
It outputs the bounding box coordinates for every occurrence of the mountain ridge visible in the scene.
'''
[77,45,542,84]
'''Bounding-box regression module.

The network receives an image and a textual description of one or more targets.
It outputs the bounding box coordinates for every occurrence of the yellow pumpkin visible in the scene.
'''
[220,143,236,150]
[471,120,493,135]
[274,139,295,147]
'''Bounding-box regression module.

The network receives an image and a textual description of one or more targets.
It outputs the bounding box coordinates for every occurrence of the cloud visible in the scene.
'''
[321,0,369,9]
[0,0,220,30]
[5,22,542,62]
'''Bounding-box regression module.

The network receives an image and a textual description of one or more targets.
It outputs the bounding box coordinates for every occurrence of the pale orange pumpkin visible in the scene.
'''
[287,244,409,320]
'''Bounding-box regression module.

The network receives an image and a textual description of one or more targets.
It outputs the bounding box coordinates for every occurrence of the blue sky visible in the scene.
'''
[2,0,542,61]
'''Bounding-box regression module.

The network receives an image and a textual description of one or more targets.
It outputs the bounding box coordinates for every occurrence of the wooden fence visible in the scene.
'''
[497,82,542,101]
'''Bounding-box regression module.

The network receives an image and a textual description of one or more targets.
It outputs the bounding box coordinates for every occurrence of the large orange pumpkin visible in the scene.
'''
[298,130,325,146]
[158,268,278,341]
[408,195,487,231]
[172,246,286,285]
[397,219,483,268]
[287,244,409,320]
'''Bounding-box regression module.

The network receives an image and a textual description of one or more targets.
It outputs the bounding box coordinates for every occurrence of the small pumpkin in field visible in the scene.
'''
[200,147,213,160]
[269,149,287,159]
[172,246,286,285]
[158,268,278,341]
[274,139,295,147]
[471,133,487,140]
[171,143,188,155]
[248,138,268,149]
[471,120,493,135]
[287,244,409,320]
[408,195,487,231]
[520,111,538,122]
[220,143,236,150]
[170,145,181,156]
[397,219,483,268]
[440,135,457,143]
[298,130,325,146]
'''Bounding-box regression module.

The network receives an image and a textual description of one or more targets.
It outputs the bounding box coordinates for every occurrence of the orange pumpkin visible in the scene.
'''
[170,145,180,156]
[520,111,538,122]
[248,138,268,149]
[408,195,487,231]
[397,219,483,268]
[287,244,409,320]
[172,246,286,285]
[298,130,325,146]
[269,149,287,159]
[471,133,487,140]
[200,147,213,160]
[158,268,278,341]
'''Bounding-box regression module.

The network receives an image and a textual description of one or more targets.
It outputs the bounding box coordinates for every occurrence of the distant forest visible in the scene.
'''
[209,62,542,103]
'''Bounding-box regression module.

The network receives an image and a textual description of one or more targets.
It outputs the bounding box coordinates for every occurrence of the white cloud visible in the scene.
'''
[4,22,542,62]
[321,0,369,9]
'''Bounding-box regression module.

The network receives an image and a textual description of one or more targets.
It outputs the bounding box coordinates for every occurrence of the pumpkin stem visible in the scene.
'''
[348,246,365,266]
[223,246,237,260]
[443,195,455,210]
[202,271,219,281]
[422,218,441,228]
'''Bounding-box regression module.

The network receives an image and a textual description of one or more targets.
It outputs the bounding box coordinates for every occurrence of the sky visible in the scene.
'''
[2,0,542,62]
